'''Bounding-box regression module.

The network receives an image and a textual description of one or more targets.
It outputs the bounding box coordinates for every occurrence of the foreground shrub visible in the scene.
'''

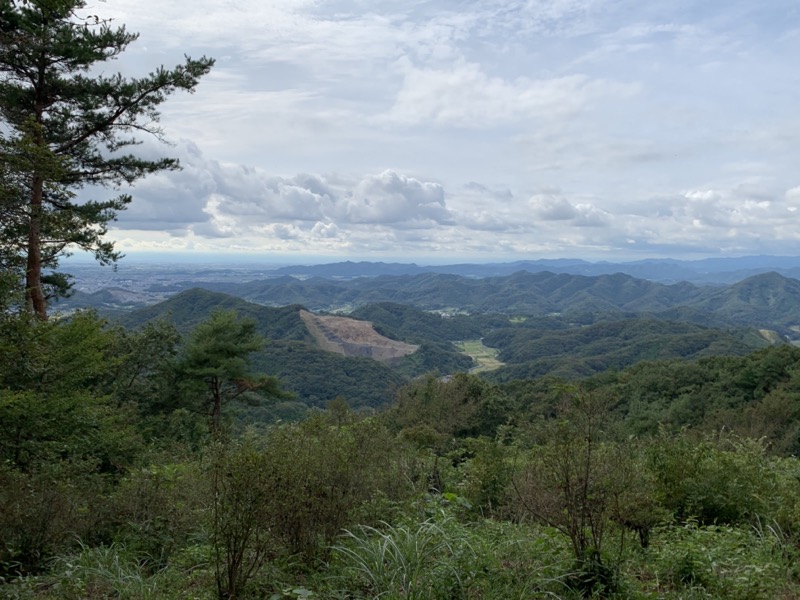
[333,518,472,600]
[1,543,212,600]
[111,462,206,569]
[0,463,107,578]
[648,432,784,526]
[511,387,663,596]
[208,415,419,599]
[640,523,800,599]
[330,514,574,600]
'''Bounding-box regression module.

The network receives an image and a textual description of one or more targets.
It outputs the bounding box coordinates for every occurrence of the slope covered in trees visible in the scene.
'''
[484,317,767,381]
[135,270,800,339]
[204,270,704,314]
[117,290,777,400]
[117,289,407,410]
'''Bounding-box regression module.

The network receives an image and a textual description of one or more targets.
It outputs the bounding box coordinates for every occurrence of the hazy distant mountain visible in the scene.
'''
[55,287,152,314]
[62,260,800,344]
[200,270,800,338]
[270,255,800,284]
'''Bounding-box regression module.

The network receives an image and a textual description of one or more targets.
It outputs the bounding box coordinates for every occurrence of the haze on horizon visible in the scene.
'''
[93,0,799,263]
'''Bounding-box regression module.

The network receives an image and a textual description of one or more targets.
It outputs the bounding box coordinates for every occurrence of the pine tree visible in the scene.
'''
[0,0,213,316]
[177,309,287,437]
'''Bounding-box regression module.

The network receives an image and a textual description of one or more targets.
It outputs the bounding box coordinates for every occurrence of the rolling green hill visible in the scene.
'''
[117,287,313,341]
[482,318,768,382]
[118,289,780,400]
[202,271,800,335]
[118,289,402,408]
[679,272,800,331]
[117,289,465,408]
[65,269,800,342]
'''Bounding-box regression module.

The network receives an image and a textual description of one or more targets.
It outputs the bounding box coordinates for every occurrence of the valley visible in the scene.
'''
[455,339,504,373]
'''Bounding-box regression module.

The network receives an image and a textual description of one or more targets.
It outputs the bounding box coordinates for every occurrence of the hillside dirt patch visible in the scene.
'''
[299,310,418,362]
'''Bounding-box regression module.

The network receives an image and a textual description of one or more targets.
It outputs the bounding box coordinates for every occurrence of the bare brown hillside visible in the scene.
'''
[299,310,418,362]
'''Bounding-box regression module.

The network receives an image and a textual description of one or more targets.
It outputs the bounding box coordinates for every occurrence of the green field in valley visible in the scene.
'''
[456,339,504,373]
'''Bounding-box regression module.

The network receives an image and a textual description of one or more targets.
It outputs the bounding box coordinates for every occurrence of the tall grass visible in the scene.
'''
[333,518,473,600]
[2,542,212,600]
[330,516,572,600]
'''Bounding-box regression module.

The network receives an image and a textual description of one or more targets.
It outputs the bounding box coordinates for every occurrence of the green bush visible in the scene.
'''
[333,518,473,600]
[645,523,799,599]
[0,463,108,577]
[110,462,206,568]
[648,433,782,526]
[1,542,213,600]
[255,415,419,556]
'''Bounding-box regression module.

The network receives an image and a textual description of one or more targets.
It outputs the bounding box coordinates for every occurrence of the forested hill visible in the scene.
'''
[482,318,767,382]
[117,289,408,409]
[677,271,800,329]
[193,270,800,336]
[206,270,703,314]
[62,267,800,339]
[116,287,772,401]
[118,287,313,342]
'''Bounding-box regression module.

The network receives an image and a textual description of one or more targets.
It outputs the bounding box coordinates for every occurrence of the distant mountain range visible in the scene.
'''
[47,256,800,412]
[63,267,800,339]
[268,256,800,284]
[189,271,800,336]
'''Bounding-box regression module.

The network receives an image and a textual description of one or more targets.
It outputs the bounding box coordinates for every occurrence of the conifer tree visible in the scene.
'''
[0,0,213,316]
[177,310,287,437]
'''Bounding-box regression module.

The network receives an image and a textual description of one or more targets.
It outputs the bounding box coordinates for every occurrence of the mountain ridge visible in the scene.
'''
[268,255,800,283]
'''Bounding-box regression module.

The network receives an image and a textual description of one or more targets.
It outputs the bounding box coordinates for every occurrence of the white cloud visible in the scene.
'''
[110,131,800,261]
[345,170,452,226]
[311,222,341,239]
[116,144,455,237]
[785,186,800,206]
[529,193,578,221]
[382,60,636,127]
[70,0,800,261]
[573,203,611,227]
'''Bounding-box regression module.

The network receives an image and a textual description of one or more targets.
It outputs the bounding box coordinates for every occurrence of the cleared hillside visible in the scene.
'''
[299,310,418,362]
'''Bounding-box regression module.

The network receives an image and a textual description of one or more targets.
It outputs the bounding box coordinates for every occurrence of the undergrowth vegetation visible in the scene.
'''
[2,309,800,599]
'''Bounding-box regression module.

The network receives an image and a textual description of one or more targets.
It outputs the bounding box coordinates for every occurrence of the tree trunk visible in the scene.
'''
[210,376,223,437]
[26,64,48,319]
[25,176,47,319]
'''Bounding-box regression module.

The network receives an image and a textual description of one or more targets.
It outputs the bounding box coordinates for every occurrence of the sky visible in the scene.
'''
[86,0,800,263]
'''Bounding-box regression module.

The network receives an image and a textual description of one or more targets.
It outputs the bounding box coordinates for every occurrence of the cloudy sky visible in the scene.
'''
[93,0,800,262]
